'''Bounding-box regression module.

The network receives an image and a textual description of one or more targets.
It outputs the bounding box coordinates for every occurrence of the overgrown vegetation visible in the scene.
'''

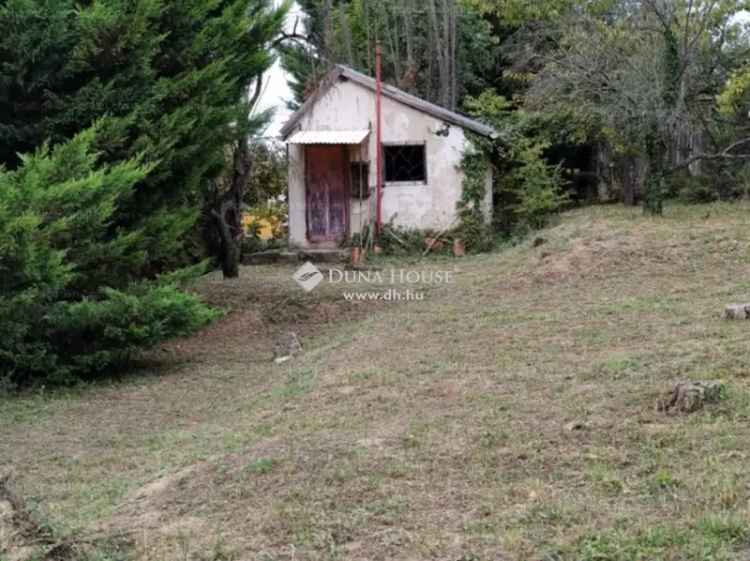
[241,200,289,255]
[479,0,750,213]
[244,143,288,207]
[375,225,438,256]
[464,92,569,236]
[456,150,493,252]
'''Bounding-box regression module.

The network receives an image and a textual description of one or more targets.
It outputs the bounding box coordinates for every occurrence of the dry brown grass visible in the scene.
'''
[3,203,750,560]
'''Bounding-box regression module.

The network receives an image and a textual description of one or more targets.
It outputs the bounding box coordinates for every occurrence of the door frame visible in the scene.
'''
[304,144,350,245]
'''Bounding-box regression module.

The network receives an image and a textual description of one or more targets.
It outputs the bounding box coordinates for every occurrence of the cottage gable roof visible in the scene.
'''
[279,65,497,139]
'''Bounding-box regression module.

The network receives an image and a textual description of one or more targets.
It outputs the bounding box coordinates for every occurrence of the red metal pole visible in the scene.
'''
[375,43,383,235]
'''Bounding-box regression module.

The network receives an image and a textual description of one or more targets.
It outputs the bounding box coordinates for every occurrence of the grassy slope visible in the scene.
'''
[3,204,750,561]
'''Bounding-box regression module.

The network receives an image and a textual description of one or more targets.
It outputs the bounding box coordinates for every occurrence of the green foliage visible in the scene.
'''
[0,0,287,382]
[375,224,463,256]
[0,128,218,386]
[376,225,432,256]
[0,0,79,165]
[465,91,568,233]
[652,468,680,490]
[643,131,667,216]
[670,173,718,203]
[577,517,748,561]
[278,42,329,112]
[457,150,494,252]
[245,143,289,206]
[511,0,750,212]
[508,140,568,229]
[241,200,288,254]
[662,26,680,108]
[246,458,278,475]
[280,0,501,108]
[718,67,750,115]
[467,0,617,24]
[0,0,288,271]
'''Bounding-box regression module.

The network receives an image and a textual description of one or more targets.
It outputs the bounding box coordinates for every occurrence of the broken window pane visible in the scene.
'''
[384,144,426,183]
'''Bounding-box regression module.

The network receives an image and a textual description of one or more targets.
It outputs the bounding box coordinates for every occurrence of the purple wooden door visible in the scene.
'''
[306,145,349,243]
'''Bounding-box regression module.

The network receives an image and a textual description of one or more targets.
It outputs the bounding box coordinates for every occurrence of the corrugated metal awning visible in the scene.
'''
[286,129,370,145]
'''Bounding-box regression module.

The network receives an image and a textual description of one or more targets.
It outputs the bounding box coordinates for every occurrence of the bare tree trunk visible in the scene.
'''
[338,7,354,66]
[365,0,373,75]
[596,143,645,206]
[398,3,418,91]
[449,0,457,110]
[322,0,334,61]
[211,75,265,279]
[427,0,456,109]
[385,6,402,85]
[214,199,242,278]
[213,140,251,279]
[440,0,452,108]
[622,155,638,206]
[427,0,448,107]
[426,6,435,102]
[403,0,414,65]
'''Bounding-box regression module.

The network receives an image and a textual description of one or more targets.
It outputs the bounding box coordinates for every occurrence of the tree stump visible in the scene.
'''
[656,381,726,415]
[273,332,303,364]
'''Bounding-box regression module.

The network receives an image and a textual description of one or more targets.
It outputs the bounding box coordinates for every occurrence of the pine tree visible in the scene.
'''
[0,127,218,385]
[0,0,287,382]
[0,0,287,272]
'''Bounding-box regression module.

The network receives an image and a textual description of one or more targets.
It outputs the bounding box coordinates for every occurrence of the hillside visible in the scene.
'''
[3,204,750,561]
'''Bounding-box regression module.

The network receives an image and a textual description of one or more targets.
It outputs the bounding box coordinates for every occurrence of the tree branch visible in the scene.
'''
[248,72,265,111]
[669,137,750,173]
[271,17,311,48]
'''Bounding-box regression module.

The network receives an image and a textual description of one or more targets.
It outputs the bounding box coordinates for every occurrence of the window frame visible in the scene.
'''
[349,161,370,199]
[382,141,428,186]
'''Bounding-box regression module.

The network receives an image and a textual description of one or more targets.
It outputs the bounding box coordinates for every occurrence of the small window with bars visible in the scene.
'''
[350,162,370,199]
[384,143,427,184]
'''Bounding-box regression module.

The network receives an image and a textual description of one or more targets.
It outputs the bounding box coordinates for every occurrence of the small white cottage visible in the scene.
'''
[280,65,495,249]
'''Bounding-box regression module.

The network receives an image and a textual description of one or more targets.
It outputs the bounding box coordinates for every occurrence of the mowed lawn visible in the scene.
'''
[4,204,750,561]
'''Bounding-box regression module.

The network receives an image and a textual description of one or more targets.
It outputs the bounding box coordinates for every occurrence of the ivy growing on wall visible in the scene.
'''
[457,139,493,252]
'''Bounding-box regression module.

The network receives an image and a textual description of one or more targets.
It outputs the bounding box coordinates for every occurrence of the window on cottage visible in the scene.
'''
[350,162,370,199]
[384,144,426,183]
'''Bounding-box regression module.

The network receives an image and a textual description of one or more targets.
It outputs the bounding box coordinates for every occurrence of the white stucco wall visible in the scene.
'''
[287,79,492,248]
